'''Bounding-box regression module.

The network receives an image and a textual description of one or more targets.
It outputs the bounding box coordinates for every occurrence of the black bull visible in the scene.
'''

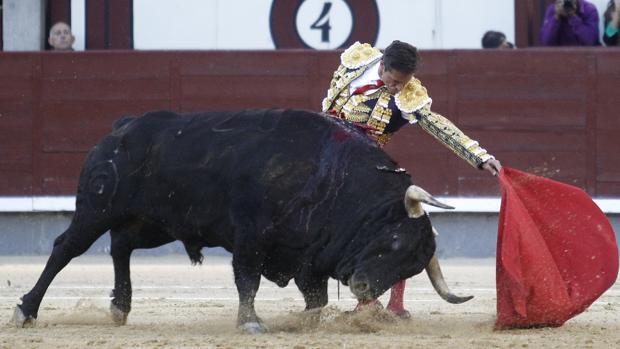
[13,109,472,332]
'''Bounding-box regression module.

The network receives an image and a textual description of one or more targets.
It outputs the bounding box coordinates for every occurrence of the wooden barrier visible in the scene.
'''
[1,49,619,198]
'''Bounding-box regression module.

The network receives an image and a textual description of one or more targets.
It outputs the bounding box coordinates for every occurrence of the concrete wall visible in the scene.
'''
[2,0,45,51]
[0,212,187,256]
[1,212,618,258]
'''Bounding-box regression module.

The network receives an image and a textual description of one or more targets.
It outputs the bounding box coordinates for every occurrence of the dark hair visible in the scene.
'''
[604,0,617,24]
[382,40,419,74]
[481,31,507,48]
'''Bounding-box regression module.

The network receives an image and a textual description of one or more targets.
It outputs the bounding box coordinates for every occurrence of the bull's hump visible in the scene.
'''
[130,109,375,153]
[136,109,338,131]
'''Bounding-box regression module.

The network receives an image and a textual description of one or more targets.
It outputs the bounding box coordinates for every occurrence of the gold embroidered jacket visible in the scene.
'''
[321,42,494,168]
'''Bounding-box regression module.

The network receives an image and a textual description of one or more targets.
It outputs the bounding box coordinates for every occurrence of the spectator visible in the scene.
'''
[481,30,515,49]
[48,21,75,51]
[322,40,501,319]
[603,0,620,45]
[540,0,600,46]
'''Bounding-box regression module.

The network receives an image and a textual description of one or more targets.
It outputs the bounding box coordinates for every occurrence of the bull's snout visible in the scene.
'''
[349,273,373,300]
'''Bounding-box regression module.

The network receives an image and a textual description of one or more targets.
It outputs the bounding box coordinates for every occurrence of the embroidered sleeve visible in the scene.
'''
[415,108,494,168]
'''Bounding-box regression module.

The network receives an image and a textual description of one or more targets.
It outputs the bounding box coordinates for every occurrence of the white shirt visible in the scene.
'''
[348,59,382,96]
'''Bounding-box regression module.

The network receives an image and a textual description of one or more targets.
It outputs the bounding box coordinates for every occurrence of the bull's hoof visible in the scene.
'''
[238,321,267,334]
[12,305,36,328]
[391,309,411,320]
[109,303,128,326]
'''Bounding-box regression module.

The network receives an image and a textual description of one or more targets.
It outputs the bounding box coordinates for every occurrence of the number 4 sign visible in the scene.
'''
[270,0,379,49]
[309,2,334,43]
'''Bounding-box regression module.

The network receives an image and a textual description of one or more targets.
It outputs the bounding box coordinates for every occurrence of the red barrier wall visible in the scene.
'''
[1,49,619,197]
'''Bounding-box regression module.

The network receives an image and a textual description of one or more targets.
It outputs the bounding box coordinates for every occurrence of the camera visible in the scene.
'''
[563,0,576,9]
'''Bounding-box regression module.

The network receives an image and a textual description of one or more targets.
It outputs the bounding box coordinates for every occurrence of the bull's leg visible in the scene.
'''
[293,274,328,328]
[295,274,328,310]
[13,220,110,327]
[231,221,268,332]
[109,224,175,325]
[109,231,133,326]
[232,251,264,333]
[229,182,272,334]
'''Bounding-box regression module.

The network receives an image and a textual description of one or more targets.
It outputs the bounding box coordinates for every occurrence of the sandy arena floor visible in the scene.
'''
[1,255,619,348]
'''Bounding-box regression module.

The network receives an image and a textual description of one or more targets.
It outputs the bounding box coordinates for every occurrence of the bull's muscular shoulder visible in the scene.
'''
[340,42,382,69]
[395,77,432,113]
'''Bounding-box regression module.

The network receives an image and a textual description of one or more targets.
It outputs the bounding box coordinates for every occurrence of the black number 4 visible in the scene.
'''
[310,2,332,43]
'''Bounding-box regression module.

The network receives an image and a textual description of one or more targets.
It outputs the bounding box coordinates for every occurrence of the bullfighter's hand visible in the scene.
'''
[482,159,502,177]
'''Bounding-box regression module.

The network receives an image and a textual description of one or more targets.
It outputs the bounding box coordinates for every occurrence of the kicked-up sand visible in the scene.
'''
[1,255,619,348]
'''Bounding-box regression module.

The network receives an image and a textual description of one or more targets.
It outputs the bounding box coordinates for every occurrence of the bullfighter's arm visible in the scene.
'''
[413,107,494,169]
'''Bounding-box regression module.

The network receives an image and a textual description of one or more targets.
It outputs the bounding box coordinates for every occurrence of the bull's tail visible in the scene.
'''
[425,254,474,304]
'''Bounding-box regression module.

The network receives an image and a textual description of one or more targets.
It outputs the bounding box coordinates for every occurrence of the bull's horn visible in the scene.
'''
[425,254,473,304]
[404,185,454,218]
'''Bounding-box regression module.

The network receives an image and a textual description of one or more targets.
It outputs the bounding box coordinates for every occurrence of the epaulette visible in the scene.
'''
[395,77,432,113]
[340,42,382,69]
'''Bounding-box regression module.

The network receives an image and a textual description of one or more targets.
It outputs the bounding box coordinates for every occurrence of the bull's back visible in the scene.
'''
[132,109,340,179]
[108,109,371,214]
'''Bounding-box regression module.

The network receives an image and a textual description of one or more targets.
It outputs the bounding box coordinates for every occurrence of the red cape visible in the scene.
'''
[495,167,618,329]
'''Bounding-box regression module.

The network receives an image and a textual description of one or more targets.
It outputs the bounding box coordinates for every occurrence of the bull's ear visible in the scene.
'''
[404,185,454,218]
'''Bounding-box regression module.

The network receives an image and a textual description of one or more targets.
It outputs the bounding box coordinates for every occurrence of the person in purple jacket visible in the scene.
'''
[540,0,601,46]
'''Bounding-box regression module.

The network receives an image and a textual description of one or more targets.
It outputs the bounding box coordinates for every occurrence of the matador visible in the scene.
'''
[322,40,502,318]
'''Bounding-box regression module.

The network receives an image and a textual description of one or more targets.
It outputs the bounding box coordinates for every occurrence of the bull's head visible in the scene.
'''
[341,185,470,304]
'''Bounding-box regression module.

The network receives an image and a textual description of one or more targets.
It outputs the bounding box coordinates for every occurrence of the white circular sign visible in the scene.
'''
[295,0,353,49]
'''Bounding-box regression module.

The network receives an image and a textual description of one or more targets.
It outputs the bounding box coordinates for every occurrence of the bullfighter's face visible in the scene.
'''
[340,214,436,301]
[378,62,413,95]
